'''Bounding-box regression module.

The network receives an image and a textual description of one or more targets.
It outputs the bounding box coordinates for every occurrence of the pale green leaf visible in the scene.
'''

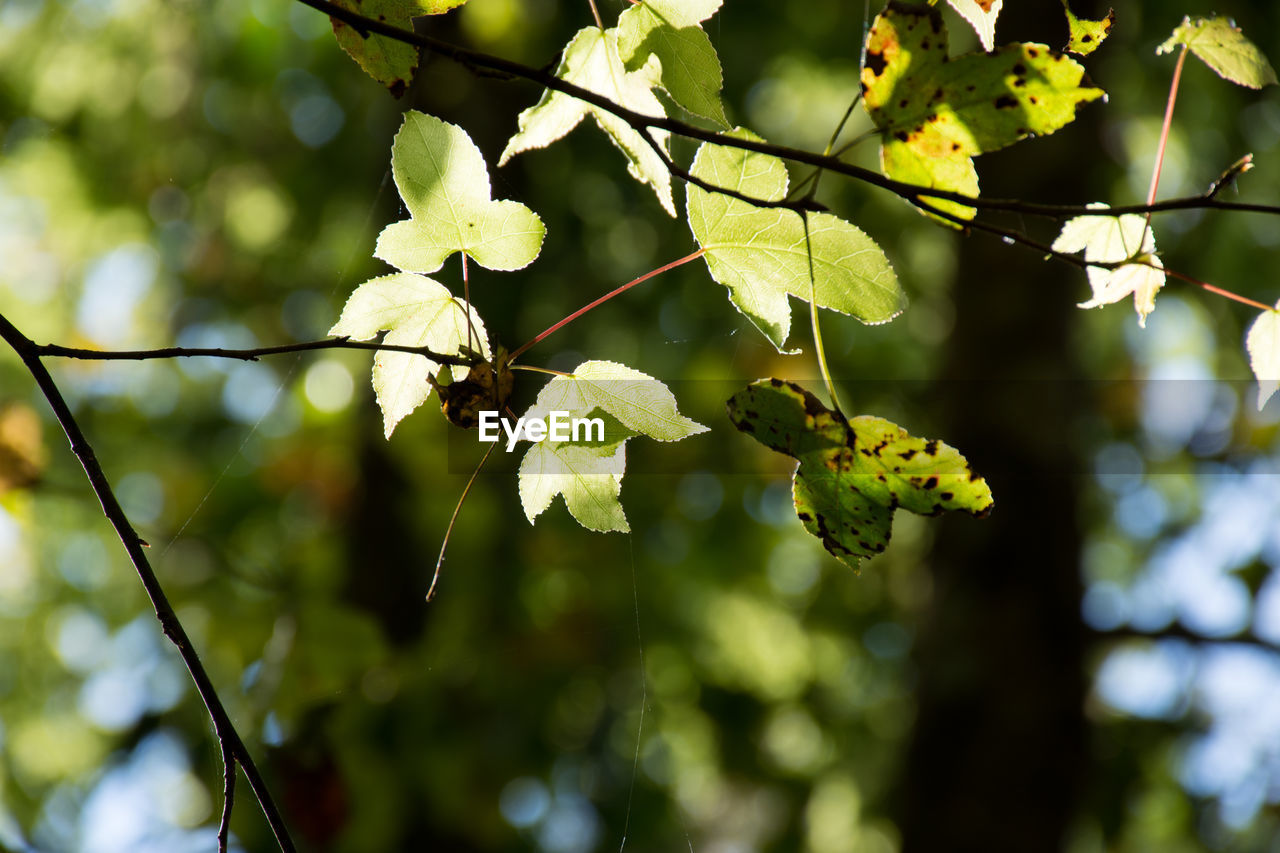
[1052,206,1166,327]
[946,0,1002,51]
[329,0,468,95]
[1247,304,1280,410]
[517,360,706,531]
[686,130,905,351]
[616,0,728,126]
[375,111,545,274]
[1158,16,1278,89]
[727,379,993,568]
[500,27,675,215]
[329,272,489,438]
[862,3,1105,223]
[1061,1,1113,56]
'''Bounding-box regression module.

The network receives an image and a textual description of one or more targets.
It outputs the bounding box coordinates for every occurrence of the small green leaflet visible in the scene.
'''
[329,0,468,96]
[518,361,707,532]
[376,111,545,274]
[942,0,1003,51]
[727,380,993,569]
[862,3,1105,223]
[686,129,905,352]
[329,273,489,438]
[616,0,729,127]
[1061,1,1114,57]
[1052,206,1165,327]
[1158,17,1278,90]
[1247,303,1280,411]
[499,27,676,216]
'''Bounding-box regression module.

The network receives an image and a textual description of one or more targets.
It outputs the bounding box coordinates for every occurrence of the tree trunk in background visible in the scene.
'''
[899,3,1107,849]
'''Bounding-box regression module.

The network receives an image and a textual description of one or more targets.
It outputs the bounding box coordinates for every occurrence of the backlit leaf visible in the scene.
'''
[686,130,905,351]
[376,111,545,274]
[329,0,468,95]
[945,0,1003,51]
[329,272,489,438]
[1052,206,1165,327]
[616,0,729,126]
[1247,304,1280,411]
[862,3,1105,223]
[499,27,675,216]
[727,379,993,568]
[1158,16,1278,90]
[1061,0,1114,56]
[518,361,707,532]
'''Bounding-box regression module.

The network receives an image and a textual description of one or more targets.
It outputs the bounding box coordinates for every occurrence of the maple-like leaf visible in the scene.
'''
[329,0,468,96]
[329,272,489,438]
[1052,206,1166,327]
[862,2,1105,223]
[499,27,675,216]
[944,0,1003,51]
[376,111,545,274]
[616,0,728,126]
[686,130,904,351]
[727,379,993,568]
[1158,16,1278,90]
[518,361,706,532]
[1247,303,1280,411]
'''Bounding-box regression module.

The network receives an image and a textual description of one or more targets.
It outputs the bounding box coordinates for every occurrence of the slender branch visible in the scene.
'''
[218,745,237,853]
[0,312,297,853]
[428,441,496,601]
[34,336,475,366]
[1142,45,1188,247]
[801,213,843,414]
[1089,623,1279,649]
[586,0,603,29]
[1166,268,1273,312]
[293,0,1280,222]
[509,248,706,361]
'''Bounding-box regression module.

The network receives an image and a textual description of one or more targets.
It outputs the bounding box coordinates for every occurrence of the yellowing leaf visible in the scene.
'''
[727,380,993,568]
[1247,304,1280,411]
[329,273,489,438]
[946,0,1003,51]
[1052,207,1166,327]
[862,3,1105,223]
[329,0,468,95]
[1061,1,1114,57]
[1158,16,1278,90]
[616,0,729,126]
[686,130,905,351]
[500,27,675,216]
[376,111,545,274]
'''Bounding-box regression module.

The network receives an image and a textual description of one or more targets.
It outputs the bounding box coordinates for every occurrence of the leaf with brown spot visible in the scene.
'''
[727,380,994,569]
[862,2,1105,224]
[329,0,468,95]
[1060,0,1114,57]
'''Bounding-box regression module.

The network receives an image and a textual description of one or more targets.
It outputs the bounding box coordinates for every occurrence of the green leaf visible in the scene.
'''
[375,111,545,274]
[518,360,707,532]
[686,130,905,351]
[329,0,468,95]
[1061,1,1114,57]
[727,379,993,568]
[862,3,1105,223]
[1158,16,1278,90]
[945,0,1003,51]
[1051,206,1166,327]
[499,27,676,216]
[1247,304,1280,411]
[616,0,729,127]
[329,272,489,438]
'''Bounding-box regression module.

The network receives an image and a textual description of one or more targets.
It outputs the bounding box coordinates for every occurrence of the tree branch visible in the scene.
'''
[34,336,477,366]
[218,744,237,853]
[294,0,1280,222]
[1090,623,1280,650]
[0,311,297,853]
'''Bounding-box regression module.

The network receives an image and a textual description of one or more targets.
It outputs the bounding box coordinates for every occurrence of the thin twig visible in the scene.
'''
[0,312,296,853]
[428,441,497,601]
[35,336,476,366]
[1142,45,1188,248]
[218,744,237,853]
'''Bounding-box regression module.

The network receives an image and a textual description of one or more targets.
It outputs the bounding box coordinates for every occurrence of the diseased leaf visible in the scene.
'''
[1247,304,1280,410]
[686,129,905,351]
[945,0,1003,51]
[500,27,675,215]
[862,2,1105,223]
[1061,0,1114,56]
[1052,206,1166,327]
[727,379,993,569]
[1158,16,1278,90]
[329,272,489,438]
[376,111,545,274]
[616,0,729,126]
[329,0,468,95]
[518,361,707,532]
